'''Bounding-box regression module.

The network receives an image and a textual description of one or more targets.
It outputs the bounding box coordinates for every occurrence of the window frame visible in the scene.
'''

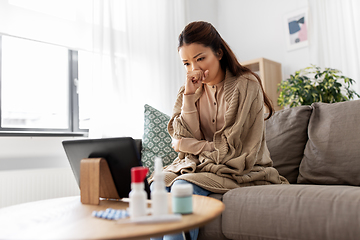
[0,35,88,137]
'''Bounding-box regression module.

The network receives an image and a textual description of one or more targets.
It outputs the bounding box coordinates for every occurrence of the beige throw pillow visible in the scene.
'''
[298,100,360,185]
[265,106,312,183]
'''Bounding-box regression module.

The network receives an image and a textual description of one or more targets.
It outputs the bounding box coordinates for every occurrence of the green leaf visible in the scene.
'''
[277,65,360,108]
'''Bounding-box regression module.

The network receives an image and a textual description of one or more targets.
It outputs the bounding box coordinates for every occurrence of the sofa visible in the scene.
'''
[197,99,360,240]
[139,100,360,240]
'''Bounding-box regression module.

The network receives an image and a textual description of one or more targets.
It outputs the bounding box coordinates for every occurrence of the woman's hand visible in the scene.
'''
[171,138,181,152]
[184,70,209,95]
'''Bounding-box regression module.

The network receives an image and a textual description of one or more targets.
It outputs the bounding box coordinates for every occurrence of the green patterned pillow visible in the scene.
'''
[141,104,178,177]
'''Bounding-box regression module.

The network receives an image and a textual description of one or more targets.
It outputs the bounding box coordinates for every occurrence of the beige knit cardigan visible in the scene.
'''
[151,71,288,193]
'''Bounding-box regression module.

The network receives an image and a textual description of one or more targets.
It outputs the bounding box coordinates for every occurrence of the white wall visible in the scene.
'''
[217,0,309,79]
[0,136,81,207]
[184,0,219,27]
[0,137,78,171]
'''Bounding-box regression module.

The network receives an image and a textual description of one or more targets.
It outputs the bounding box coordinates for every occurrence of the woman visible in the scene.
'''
[150,21,288,240]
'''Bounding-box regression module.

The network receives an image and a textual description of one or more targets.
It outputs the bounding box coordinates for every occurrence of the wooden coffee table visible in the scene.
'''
[0,194,224,239]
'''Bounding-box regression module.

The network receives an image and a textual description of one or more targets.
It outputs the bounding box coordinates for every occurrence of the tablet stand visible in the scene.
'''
[80,158,120,205]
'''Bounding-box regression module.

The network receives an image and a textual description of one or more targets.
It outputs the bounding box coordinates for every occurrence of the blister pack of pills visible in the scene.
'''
[92,208,129,220]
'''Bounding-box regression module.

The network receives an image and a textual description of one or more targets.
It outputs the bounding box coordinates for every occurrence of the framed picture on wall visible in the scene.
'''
[284,8,309,51]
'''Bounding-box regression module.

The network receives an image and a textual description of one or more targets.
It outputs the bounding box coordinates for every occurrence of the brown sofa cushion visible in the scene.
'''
[265,106,312,183]
[222,184,360,240]
[298,100,360,185]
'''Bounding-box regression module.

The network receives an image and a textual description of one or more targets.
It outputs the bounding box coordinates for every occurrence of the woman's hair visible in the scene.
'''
[178,21,274,119]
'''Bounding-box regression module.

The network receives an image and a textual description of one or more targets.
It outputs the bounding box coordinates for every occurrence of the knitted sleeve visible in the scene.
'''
[167,86,192,139]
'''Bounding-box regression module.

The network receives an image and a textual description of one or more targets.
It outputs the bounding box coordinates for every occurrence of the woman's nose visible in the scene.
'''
[192,63,200,71]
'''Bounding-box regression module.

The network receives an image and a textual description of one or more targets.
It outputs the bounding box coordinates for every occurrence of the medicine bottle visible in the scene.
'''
[129,166,148,219]
[171,183,193,214]
[151,157,168,216]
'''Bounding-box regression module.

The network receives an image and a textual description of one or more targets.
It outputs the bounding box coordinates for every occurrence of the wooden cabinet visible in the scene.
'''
[241,58,282,111]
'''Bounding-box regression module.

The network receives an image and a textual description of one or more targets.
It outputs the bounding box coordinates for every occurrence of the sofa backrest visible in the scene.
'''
[265,105,312,183]
[266,99,360,185]
[297,100,360,185]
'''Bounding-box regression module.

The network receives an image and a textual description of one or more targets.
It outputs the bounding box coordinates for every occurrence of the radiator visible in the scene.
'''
[0,168,80,208]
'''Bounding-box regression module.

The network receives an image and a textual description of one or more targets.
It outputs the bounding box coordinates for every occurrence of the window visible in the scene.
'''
[77,51,93,130]
[0,35,89,135]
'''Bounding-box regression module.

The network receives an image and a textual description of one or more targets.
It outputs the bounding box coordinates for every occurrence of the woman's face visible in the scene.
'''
[179,43,224,85]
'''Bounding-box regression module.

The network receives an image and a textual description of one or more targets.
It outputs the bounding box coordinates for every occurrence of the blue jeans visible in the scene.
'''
[151,180,211,240]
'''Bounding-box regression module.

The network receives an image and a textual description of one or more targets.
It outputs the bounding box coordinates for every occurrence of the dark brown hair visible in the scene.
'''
[178,21,274,119]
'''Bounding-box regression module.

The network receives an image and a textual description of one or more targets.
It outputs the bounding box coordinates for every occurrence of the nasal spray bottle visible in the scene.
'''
[129,166,148,219]
[151,157,169,216]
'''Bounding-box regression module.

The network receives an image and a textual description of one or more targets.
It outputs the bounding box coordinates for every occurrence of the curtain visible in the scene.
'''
[89,0,186,138]
[0,0,93,51]
[308,0,360,97]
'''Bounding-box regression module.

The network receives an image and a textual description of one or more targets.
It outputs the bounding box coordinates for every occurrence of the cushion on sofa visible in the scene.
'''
[298,100,360,185]
[141,104,178,177]
[265,106,312,183]
[222,184,360,240]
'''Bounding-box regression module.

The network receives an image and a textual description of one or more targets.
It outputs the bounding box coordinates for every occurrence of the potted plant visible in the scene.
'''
[277,65,360,108]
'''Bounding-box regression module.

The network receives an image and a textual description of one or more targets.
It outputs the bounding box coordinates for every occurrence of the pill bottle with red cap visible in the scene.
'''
[129,166,148,219]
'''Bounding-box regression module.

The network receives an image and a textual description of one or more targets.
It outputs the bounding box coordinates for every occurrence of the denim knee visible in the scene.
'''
[171,180,211,197]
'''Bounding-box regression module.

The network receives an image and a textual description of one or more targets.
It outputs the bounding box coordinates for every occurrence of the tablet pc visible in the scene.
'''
[62,137,150,199]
